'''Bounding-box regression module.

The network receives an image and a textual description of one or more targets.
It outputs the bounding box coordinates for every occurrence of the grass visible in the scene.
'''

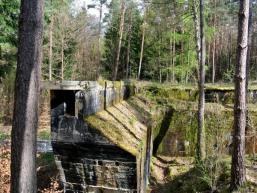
[0,129,51,140]
[38,130,51,140]
[37,152,55,166]
[151,156,257,193]
[0,131,10,140]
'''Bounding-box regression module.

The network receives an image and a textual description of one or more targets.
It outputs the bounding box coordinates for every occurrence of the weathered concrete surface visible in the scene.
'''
[45,81,257,193]
[144,84,257,157]
[49,81,151,193]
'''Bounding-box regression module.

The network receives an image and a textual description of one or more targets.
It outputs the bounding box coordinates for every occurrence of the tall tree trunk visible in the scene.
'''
[172,29,176,82]
[207,43,211,67]
[126,9,133,79]
[246,0,253,100]
[11,0,44,193]
[230,0,249,190]
[212,0,216,84]
[193,0,201,77]
[212,40,216,84]
[193,0,206,160]
[49,15,53,81]
[198,0,206,160]
[61,34,64,80]
[97,2,103,79]
[138,6,147,80]
[112,0,126,81]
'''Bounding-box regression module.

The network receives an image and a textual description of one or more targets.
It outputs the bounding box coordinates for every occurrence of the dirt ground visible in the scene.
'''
[0,144,62,193]
[150,155,257,193]
[1,124,256,193]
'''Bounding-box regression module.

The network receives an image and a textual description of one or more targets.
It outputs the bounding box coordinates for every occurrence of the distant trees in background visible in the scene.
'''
[104,0,257,82]
[1,0,257,122]
[42,0,100,81]
[1,0,257,84]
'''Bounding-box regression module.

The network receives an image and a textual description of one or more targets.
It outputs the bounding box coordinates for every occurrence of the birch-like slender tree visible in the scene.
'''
[137,5,147,80]
[198,0,206,161]
[193,0,206,160]
[230,0,249,190]
[11,0,44,192]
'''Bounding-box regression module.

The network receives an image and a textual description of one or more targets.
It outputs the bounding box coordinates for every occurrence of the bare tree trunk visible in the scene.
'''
[172,29,176,82]
[193,0,206,160]
[112,0,126,81]
[169,35,173,82]
[97,1,103,79]
[231,0,249,190]
[61,34,64,80]
[198,0,206,160]
[126,9,133,79]
[246,0,253,99]
[207,43,211,67]
[138,6,147,80]
[11,1,44,193]
[212,40,216,84]
[212,0,216,84]
[49,15,53,81]
[193,0,201,76]
[137,31,145,80]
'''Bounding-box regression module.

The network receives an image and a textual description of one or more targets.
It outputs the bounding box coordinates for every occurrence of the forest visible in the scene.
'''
[0,0,257,193]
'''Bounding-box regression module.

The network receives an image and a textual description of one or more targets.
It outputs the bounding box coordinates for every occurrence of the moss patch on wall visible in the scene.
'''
[143,85,257,157]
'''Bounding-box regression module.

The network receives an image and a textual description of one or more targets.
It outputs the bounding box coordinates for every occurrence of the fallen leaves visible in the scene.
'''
[0,145,63,193]
[0,144,11,193]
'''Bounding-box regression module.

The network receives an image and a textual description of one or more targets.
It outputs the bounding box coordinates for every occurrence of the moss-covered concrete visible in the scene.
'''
[143,85,257,157]
[84,97,157,156]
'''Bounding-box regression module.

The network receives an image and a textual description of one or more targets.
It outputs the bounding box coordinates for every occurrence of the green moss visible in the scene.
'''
[0,131,10,140]
[37,152,55,166]
[85,115,140,155]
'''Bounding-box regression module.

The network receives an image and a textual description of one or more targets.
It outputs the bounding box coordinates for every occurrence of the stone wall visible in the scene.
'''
[52,118,137,192]
[49,81,139,193]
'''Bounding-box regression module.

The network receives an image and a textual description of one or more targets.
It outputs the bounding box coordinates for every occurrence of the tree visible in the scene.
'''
[137,4,147,80]
[230,0,249,190]
[125,7,133,79]
[112,0,126,80]
[10,0,44,192]
[193,0,206,160]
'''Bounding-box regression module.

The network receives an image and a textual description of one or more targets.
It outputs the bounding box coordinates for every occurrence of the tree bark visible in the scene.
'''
[193,0,206,160]
[198,0,206,161]
[212,0,216,84]
[112,0,126,81]
[126,9,133,79]
[49,15,53,81]
[172,29,176,82]
[97,1,103,79]
[212,40,216,84]
[246,0,252,100]
[193,0,201,74]
[61,34,64,80]
[137,6,147,80]
[230,0,249,190]
[11,0,44,193]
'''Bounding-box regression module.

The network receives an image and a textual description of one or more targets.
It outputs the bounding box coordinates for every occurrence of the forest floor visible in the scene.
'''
[0,125,60,193]
[150,156,257,193]
[1,125,257,193]
[0,143,62,193]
